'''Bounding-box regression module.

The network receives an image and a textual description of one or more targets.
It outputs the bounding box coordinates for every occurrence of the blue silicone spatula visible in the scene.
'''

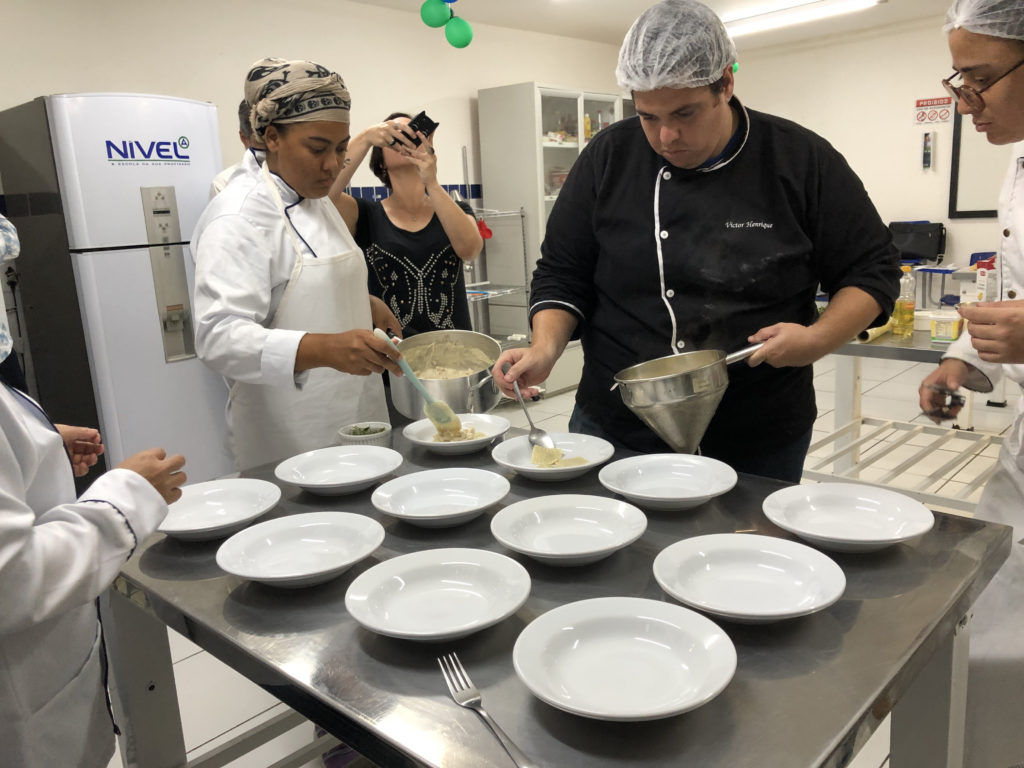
[373,328,461,434]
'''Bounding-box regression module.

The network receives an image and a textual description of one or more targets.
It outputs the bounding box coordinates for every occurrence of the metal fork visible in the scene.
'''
[437,653,534,768]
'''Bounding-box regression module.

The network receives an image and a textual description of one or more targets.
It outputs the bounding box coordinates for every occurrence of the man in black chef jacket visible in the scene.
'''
[491,0,900,482]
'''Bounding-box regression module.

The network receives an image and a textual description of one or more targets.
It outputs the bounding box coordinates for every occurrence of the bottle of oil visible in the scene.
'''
[583,113,592,140]
[893,265,916,338]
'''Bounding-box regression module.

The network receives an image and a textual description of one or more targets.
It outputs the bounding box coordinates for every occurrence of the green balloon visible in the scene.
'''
[445,16,473,48]
[420,0,450,28]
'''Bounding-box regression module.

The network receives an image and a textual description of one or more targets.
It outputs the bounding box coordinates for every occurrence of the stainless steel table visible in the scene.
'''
[109,432,1011,768]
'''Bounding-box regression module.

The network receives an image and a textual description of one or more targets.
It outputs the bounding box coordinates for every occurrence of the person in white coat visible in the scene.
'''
[918,1,1024,764]
[209,100,256,199]
[0,299,187,764]
[193,58,402,471]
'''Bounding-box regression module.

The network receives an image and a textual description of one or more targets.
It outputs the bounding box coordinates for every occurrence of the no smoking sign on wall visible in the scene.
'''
[913,96,953,125]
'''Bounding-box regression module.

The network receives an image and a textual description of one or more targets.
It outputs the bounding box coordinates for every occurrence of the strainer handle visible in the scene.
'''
[725,343,764,365]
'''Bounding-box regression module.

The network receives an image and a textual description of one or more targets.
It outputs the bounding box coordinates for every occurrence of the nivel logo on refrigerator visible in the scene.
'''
[105,136,191,165]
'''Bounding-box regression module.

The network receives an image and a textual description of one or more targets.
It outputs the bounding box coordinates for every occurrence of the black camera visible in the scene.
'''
[404,110,439,146]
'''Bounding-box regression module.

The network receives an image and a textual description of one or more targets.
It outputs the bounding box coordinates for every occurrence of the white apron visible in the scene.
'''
[227,163,387,471]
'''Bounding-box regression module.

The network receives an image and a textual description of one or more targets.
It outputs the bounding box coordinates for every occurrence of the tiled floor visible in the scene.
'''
[107,354,1018,768]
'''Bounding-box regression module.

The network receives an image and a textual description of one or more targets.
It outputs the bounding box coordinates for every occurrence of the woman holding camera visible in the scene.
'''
[330,112,483,337]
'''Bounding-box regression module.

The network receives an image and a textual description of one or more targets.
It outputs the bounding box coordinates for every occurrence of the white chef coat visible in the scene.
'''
[941,142,1024,768]
[0,383,166,768]
[192,149,387,470]
[208,150,251,199]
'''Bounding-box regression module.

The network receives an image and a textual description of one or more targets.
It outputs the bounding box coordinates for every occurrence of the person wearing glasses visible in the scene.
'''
[491,0,900,482]
[918,1,1024,764]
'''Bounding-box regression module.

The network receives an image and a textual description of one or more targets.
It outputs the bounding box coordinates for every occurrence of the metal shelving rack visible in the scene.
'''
[464,207,530,349]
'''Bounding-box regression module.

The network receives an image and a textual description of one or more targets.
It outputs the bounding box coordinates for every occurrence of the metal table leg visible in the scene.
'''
[890,614,970,768]
[102,578,188,768]
[833,355,863,474]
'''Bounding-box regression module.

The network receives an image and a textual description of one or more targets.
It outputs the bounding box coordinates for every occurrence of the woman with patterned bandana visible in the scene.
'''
[192,59,403,472]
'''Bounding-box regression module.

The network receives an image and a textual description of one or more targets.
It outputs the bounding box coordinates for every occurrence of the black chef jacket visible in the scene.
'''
[530,98,900,455]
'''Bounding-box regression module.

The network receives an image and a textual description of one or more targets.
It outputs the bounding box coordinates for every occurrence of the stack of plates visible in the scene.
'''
[159,478,281,541]
[274,445,402,495]
[762,483,934,552]
[490,494,647,566]
[653,534,846,623]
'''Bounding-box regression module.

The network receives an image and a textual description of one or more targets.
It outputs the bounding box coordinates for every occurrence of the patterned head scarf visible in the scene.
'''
[244,58,351,137]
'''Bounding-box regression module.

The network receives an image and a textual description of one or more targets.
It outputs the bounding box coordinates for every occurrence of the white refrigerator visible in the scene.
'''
[0,93,235,482]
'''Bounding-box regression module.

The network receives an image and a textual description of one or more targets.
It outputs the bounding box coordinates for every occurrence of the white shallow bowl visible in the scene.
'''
[762,482,935,552]
[490,433,614,482]
[598,454,737,511]
[159,479,281,541]
[337,421,392,448]
[513,596,736,721]
[344,548,531,641]
[653,533,846,623]
[402,413,511,455]
[491,494,647,566]
[371,468,510,528]
[274,445,403,496]
[215,512,385,588]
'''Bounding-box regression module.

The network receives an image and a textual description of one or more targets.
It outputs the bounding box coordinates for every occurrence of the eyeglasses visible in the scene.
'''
[942,57,1024,110]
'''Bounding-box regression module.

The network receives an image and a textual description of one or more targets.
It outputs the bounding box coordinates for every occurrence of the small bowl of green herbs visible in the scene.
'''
[337,421,392,447]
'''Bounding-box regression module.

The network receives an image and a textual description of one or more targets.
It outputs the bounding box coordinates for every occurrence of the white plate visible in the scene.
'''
[371,468,510,528]
[513,597,736,721]
[345,548,531,640]
[653,534,846,623]
[762,483,935,552]
[490,433,614,481]
[159,479,281,541]
[598,454,737,511]
[274,445,403,495]
[402,413,511,455]
[216,512,385,587]
[491,495,647,566]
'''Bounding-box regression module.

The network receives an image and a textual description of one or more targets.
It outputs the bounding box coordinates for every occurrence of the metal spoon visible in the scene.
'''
[501,362,556,450]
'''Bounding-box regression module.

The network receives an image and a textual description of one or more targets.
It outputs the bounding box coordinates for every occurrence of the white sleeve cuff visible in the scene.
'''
[261,328,308,389]
[81,467,169,546]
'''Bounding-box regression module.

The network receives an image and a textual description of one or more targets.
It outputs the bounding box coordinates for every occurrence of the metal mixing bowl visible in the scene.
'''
[389,330,502,420]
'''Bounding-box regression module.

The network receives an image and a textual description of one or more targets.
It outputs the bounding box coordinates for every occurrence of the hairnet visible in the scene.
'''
[944,0,1024,40]
[616,0,738,92]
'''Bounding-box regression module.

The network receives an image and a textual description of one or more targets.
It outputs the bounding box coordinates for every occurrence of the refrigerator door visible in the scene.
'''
[72,243,234,476]
[46,93,221,248]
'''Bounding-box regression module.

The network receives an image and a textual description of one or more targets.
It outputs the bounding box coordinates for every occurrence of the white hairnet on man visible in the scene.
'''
[615,0,738,91]
[944,0,1024,39]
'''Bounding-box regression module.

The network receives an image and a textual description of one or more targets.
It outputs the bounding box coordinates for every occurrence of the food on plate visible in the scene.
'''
[432,426,486,443]
[531,445,587,468]
[404,341,493,380]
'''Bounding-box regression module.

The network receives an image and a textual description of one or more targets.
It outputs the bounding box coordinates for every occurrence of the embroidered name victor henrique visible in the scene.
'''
[725,221,774,229]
